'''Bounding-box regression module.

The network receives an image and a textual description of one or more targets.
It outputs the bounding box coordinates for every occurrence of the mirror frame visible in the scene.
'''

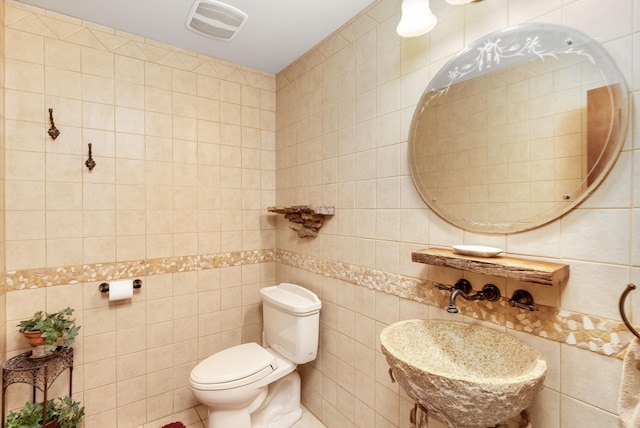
[408,23,629,233]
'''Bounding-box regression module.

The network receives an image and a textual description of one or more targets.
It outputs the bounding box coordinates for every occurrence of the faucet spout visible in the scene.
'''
[438,281,501,314]
[437,279,471,313]
[447,288,469,313]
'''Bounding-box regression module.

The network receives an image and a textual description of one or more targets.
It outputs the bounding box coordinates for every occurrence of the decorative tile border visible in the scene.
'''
[5,265,83,289]
[275,249,633,360]
[1,247,631,359]
[4,250,276,291]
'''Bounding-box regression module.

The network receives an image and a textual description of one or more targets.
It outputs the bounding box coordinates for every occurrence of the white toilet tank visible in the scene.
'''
[260,283,321,364]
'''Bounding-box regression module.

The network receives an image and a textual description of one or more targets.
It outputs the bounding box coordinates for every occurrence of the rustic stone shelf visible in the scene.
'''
[412,248,569,287]
[267,205,335,238]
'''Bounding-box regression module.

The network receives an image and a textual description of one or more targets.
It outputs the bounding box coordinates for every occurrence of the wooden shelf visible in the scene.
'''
[411,248,569,287]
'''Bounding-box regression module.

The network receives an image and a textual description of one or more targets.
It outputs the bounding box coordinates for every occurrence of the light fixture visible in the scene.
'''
[396,0,437,38]
[397,0,483,37]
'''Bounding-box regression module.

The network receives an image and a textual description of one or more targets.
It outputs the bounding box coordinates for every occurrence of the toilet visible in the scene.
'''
[189,283,322,428]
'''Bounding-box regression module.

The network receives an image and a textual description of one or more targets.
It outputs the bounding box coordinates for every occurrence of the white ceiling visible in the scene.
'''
[15,0,376,74]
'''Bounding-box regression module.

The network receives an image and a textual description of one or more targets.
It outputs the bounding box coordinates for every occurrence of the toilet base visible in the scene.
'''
[252,371,302,428]
[205,371,302,428]
[206,388,267,428]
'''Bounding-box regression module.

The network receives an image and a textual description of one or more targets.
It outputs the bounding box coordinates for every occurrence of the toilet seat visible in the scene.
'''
[190,342,278,391]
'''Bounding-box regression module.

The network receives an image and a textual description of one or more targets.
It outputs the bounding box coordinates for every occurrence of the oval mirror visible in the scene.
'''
[409,23,629,233]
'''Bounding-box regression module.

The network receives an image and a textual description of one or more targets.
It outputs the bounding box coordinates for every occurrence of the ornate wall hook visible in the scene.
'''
[48,108,60,140]
[85,143,96,171]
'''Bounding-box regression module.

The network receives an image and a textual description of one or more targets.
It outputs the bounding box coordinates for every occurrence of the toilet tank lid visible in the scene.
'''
[260,283,321,315]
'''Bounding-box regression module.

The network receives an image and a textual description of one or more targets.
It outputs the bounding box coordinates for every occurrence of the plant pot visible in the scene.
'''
[31,346,52,359]
[22,332,57,359]
[44,421,58,428]
[22,331,45,345]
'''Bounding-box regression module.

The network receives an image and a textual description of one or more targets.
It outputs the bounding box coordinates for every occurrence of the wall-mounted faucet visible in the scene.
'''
[509,289,539,311]
[437,279,501,314]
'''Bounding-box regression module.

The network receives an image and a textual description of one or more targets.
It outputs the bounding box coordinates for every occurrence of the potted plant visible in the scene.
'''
[4,401,49,428]
[4,397,85,428]
[17,307,80,357]
[18,310,47,342]
[48,397,85,428]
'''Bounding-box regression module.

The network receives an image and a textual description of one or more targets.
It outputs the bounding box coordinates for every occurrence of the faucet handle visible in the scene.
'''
[480,284,501,302]
[509,289,539,311]
[436,278,471,294]
[454,279,471,294]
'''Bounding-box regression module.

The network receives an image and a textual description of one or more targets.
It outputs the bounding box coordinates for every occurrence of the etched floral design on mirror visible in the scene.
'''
[409,23,629,233]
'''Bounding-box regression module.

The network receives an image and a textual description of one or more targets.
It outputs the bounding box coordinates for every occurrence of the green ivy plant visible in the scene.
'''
[4,401,48,428]
[4,397,85,428]
[49,397,85,428]
[17,307,81,352]
[17,311,47,334]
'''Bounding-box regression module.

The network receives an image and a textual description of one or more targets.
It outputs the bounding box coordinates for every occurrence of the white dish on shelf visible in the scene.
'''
[452,245,504,258]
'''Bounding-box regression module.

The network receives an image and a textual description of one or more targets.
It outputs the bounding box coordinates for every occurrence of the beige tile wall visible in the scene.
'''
[0,0,6,360]
[2,1,276,426]
[3,3,276,270]
[275,0,638,427]
[1,0,639,428]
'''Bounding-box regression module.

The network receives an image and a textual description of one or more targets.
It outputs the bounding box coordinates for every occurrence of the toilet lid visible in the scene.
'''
[190,343,277,390]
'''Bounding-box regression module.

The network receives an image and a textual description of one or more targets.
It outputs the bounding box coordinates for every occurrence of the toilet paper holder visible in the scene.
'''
[99,279,143,293]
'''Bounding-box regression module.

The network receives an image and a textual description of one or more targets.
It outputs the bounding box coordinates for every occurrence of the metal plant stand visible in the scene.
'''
[1,347,73,428]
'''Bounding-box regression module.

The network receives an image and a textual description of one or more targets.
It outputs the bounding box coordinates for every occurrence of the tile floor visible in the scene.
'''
[144,405,325,428]
[292,408,327,428]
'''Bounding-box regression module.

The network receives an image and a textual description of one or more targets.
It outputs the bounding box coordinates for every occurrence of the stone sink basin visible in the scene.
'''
[380,319,547,428]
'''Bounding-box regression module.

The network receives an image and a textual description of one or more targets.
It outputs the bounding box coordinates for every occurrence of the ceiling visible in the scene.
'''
[15,0,376,74]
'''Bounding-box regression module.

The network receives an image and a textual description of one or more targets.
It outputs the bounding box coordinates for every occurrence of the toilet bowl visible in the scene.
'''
[190,344,299,427]
[189,283,321,428]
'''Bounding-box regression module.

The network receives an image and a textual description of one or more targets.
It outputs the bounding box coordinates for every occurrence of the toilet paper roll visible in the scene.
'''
[108,279,134,301]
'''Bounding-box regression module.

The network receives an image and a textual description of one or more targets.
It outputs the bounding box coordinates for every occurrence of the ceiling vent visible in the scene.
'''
[185,0,248,41]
